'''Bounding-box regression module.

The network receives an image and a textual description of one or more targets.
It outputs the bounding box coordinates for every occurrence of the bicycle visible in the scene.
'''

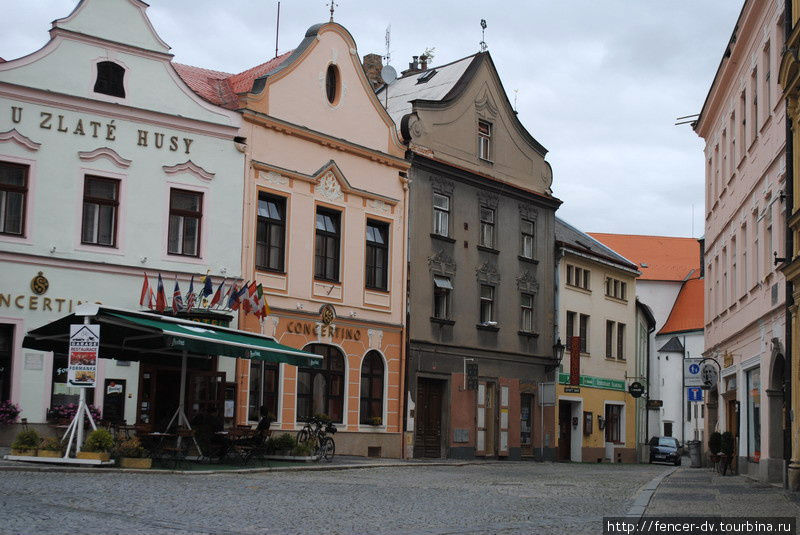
[297,415,336,462]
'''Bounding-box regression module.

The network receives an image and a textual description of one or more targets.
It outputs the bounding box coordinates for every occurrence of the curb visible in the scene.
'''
[626,466,679,518]
[0,459,491,476]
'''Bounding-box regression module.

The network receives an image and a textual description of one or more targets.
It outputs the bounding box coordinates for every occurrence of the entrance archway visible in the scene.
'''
[767,351,785,482]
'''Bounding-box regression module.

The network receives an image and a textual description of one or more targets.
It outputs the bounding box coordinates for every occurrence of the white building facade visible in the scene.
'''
[0,0,243,432]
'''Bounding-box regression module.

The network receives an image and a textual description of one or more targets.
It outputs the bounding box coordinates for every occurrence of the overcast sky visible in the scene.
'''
[2,1,745,238]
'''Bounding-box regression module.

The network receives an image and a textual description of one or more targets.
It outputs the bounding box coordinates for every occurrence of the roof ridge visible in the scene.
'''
[394,52,479,81]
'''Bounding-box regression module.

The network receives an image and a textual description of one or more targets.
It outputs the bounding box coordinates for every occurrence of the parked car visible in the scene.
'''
[648,436,682,466]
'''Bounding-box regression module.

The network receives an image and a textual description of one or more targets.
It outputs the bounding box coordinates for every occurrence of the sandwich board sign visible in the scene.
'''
[68,324,99,387]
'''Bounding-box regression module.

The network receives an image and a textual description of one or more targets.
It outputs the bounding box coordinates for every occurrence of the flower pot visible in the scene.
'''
[38,450,62,458]
[10,448,36,456]
[120,457,152,469]
[77,451,110,461]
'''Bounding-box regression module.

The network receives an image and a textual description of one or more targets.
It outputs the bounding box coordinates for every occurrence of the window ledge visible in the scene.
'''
[604,295,628,304]
[476,323,499,332]
[760,115,772,134]
[430,233,456,244]
[256,267,286,275]
[477,245,500,255]
[366,286,390,294]
[430,317,455,326]
[566,284,591,295]
[518,330,539,338]
[518,255,539,265]
[478,157,494,165]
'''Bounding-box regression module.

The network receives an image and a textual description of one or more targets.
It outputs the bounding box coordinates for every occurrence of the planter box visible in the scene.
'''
[38,450,62,458]
[120,457,152,469]
[77,451,110,462]
[10,448,36,456]
[264,454,319,462]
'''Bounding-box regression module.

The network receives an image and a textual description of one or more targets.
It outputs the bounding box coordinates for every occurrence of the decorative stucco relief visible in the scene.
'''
[428,249,456,275]
[519,203,538,221]
[367,198,389,213]
[78,147,132,169]
[430,176,454,195]
[261,170,289,186]
[0,129,41,152]
[478,190,499,208]
[368,329,383,349]
[318,171,343,201]
[476,261,501,284]
[475,91,499,118]
[516,270,539,293]
[162,160,215,181]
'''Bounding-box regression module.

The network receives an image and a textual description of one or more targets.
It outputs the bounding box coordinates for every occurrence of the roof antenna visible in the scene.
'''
[513,89,518,112]
[384,24,391,66]
[328,1,338,22]
[275,1,280,59]
[479,19,488,52]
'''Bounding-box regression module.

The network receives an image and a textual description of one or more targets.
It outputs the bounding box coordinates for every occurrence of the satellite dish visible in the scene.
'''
[380,65,397,85]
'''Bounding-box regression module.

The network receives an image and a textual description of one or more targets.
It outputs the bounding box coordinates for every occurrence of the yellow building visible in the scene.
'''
[555,219,640,462]
[779,0,800,491]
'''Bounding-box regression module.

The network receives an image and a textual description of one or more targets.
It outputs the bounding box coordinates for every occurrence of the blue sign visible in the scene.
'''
[687,387,703,402]
[689,364,700,375]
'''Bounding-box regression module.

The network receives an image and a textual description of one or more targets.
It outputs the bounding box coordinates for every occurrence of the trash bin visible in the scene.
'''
[688,440,702,468]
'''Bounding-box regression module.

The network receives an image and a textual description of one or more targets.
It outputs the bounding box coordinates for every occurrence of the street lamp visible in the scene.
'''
[553,337,566,366]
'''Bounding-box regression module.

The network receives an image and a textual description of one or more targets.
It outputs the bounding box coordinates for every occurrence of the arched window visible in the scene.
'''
[325,64,339,104]
[94,61,126,98]
[360,351,384,424]
[297,344,344,423]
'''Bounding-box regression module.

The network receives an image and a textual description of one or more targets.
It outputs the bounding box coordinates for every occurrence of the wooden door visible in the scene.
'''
[414,378,444,458]
[727,398,738,436]
[520,393,534,456]
[558,401,572,461]
[485,382,497,456]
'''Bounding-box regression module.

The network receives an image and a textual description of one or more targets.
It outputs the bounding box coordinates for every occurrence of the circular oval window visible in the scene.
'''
[325,64,339,104]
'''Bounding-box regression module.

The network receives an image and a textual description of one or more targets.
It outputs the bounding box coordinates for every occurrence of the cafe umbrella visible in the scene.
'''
[23,303,322,456]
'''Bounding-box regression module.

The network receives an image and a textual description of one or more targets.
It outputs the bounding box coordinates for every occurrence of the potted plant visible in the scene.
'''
[291,443,312,458]
[10,429,40,456]
[367,416,383,427]
[77,428,114,461]
[0,400,21,427]
[115,437,151,469]
[719,431,735,475]
[272,433,297,456]
[38,437,63,458]
[708,431,722,463]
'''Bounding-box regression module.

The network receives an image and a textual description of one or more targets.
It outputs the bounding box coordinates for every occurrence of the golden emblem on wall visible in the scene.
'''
[320,304,336,325]
[30,272,49,295]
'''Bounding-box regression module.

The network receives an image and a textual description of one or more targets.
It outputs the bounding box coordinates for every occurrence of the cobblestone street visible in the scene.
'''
[0,462,667,535]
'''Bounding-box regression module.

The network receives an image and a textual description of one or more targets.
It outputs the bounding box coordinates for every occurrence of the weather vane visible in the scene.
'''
[328,1,338,22]
[480,19,488,52]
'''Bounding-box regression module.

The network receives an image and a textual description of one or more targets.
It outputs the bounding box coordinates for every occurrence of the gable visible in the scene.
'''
[246,23,404,156]
[54,0,170,54]
[409,56,553,195]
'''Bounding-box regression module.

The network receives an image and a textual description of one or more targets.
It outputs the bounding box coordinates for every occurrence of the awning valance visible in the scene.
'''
[22,304,321,368]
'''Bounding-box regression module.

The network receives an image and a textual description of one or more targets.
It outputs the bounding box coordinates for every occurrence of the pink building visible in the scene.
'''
[695,0,787,483]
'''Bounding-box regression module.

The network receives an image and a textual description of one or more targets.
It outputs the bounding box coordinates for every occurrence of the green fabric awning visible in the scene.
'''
[23,305,321,368]
[108,313,320,368]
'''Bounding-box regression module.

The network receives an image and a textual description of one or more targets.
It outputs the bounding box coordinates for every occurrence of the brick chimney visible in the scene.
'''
[419,55,429,71]
[362,53,383,89]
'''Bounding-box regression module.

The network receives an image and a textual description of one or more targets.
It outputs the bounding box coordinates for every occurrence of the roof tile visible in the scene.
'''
[659,277,704,334]
[588,233,700,281]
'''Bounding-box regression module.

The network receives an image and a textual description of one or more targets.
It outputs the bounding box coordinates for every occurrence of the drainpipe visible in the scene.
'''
[399,169,411,459]
[783,0,794,486]
[645,316,655,457]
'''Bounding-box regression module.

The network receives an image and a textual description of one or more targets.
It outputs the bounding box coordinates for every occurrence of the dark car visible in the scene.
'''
[649,436,681,466]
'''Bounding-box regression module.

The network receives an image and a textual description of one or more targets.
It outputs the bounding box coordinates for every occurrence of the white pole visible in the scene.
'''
[76,388,86,453]
[176,349,188,448]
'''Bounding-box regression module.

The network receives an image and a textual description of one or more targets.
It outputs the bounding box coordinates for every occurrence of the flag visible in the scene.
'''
[210,278,226,308]
[219,282,233,309]
[185,275,196,310]
[201,274,214,298]
[255,284,270,318]
[242,281,258,314]
[172,277,183,314]
[148,288,155,310]
[226,282,240,310]
[155,274,167,313]
[139,272,150,307]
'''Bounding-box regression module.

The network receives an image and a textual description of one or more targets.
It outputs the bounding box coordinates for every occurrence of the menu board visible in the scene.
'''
[68,324,99,388]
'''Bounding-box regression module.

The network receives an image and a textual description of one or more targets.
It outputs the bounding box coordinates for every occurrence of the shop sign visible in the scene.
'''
[723,351,734,368]
[68,324,99,388]
[558,373,625,392]
[646,399,663,409]
[466,362,479,390]
[564,386,580,393]
[10,105,194,154]
[285,304,363,341]
[1,271,100,313]
[628,381,645,398]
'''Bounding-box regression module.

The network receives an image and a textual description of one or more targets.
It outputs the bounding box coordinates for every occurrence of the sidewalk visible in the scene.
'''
[645,466,800,518]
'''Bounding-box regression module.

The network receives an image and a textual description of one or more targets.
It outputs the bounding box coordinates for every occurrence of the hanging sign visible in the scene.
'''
[569,336,581,386]
[68,324,99,387]
[628,381,645,398]
[700,362,719,390]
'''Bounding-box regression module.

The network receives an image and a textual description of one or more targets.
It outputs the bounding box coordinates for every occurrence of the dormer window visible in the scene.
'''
[478,120,492,161]
[94,61,125,98]
[325,64,340,104]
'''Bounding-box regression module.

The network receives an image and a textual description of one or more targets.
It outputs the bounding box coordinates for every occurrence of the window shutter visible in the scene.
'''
[499,385,509,456]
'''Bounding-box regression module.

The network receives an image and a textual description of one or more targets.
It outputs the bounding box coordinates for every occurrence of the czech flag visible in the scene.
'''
[210,278,226,308]
[155,274,167,313]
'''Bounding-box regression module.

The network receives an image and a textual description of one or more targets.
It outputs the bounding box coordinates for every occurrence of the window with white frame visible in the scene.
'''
[479,206,495,248]
[520,293,533,332]
[81,176,119,247]
[0,161,28,237]
[520,219,534,258]
[478,120,492,161]
[432,193,450,237]
[168,188,202,257]
[605,403,623,444]
[480,284,494,324]
[433,276,452,319]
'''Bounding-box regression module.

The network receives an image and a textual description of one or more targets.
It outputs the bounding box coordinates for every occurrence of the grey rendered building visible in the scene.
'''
[377,52,561,459]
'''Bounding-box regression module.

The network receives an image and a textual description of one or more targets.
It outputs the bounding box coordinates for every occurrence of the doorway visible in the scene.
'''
[102,379,126,424]
[558,401,572,461]
[485,382,497,456]
[520,393,534,457]
[415,378,445,458]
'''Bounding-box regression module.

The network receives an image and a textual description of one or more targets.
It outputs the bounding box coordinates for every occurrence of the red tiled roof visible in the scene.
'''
[173,51,293,110]
[659,277,704,334]
[588,233,700,281]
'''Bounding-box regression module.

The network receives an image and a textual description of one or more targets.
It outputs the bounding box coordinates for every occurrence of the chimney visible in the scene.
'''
[362,53,383,89]
[419,55,428,71]
[401,55,423,76]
